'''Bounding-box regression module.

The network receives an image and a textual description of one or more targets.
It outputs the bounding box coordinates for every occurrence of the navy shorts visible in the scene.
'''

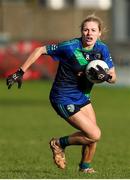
[50,100,91,120]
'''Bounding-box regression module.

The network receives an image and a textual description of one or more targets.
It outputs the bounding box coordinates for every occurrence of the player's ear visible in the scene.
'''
[99,31,101,37]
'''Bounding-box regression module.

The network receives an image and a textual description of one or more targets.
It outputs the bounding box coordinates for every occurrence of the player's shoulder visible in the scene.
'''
[59,38,81,48]
[95,40,109,50]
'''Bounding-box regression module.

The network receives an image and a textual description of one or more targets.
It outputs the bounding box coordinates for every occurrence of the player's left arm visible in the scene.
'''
[107,67,116,83]
[102,45,117,84]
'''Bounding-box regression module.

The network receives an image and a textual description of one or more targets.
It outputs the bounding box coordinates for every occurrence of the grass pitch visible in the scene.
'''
[0,80,130,178]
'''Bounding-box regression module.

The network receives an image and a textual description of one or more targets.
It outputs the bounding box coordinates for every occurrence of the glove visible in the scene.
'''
[6,68,24,89]
[89,65,112,82]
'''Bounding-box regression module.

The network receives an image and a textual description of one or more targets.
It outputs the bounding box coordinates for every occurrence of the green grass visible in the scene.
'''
[0,80,130,178]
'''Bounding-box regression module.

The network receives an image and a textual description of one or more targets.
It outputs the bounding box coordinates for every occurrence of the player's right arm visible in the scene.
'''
[6,46,47,89]
[21,46,47,72]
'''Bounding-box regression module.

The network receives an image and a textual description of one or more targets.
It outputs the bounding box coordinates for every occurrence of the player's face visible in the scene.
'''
[81,21,101,49]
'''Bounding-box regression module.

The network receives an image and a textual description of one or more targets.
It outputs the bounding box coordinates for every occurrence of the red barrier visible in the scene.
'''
[0,40,58,80]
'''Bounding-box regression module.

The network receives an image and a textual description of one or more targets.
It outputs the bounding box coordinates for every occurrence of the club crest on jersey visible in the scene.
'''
[67,104,75,113]
[95,53,102,59]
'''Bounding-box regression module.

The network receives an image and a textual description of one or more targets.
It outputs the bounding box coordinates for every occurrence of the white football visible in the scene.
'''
[86,60,109,83]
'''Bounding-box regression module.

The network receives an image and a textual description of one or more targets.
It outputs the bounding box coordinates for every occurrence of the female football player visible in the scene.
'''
[6,15,116,173]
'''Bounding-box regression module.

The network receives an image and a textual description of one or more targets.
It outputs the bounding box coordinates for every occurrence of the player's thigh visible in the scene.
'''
[80,103,97,124]
[68,110,101,140]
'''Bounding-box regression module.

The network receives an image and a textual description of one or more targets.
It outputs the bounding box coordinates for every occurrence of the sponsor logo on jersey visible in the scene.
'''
[85,54,90,60]
[83,53,90,60]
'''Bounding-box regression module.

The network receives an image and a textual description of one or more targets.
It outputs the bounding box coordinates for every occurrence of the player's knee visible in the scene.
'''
[85,127,101,142]
[91,128,101,142]
[83,128,101,144]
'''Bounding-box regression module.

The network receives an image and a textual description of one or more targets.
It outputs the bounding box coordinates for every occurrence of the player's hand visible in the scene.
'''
[96,65,112,82]
[89,65,112,82]
[6,68,24,89]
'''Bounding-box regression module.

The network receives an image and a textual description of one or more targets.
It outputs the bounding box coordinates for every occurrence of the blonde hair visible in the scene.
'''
[80,14,103,32]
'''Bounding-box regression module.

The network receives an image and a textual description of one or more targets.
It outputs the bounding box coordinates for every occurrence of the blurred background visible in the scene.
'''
[0,0,130,85]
